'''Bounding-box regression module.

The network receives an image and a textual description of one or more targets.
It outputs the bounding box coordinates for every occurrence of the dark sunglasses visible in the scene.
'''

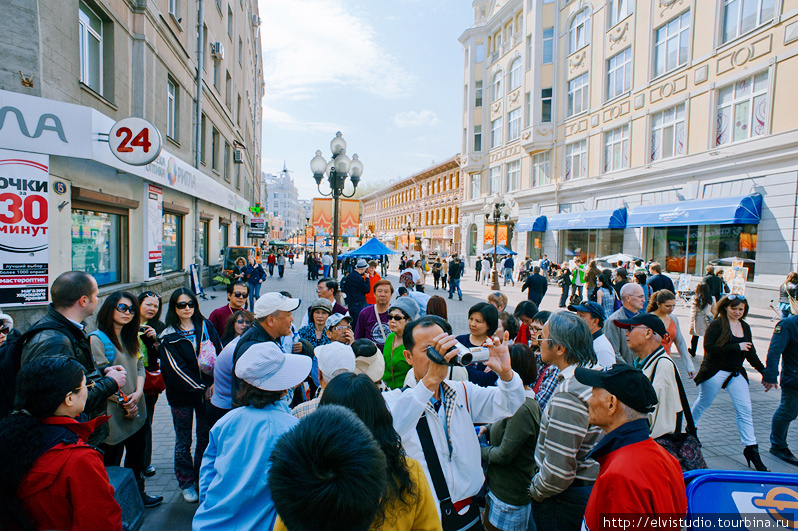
[175,301,196,309]
[727,294,746,301]
[0,326,9,335]
[388,315,406,321]
[232,292,248,298]
[115,303,136,314]
[235,319,252,325]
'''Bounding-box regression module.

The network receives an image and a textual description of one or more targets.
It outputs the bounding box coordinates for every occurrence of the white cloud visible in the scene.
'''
[261,106,337,132]
[394,109,440,128]
[259,0,415,100]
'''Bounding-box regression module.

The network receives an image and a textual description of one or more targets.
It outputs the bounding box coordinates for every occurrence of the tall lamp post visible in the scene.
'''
[405,217,415,255]
[310,132,364,279]
[304,217,310,253]
[483,193,507,291]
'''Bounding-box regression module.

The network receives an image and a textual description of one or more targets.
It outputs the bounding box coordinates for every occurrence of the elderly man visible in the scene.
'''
[292,342,356,419]
[568,301,615,368]
[383,315,525,530]
[325,313,355,346]
[604,283,646,364]
[574,364,687,530]
[529,312,602,531]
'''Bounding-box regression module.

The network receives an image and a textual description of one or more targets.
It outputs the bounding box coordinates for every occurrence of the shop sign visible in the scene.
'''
[0,149,50,305]
[109,117,163,166]
[443,226,455,239]
[658,208,688,223]
[145,183,163,279]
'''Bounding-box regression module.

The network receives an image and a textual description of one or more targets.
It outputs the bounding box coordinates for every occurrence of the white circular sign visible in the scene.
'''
[109,117,163,166]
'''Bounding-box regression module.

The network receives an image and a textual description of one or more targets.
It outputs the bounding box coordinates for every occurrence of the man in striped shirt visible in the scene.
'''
[529,311,603,531]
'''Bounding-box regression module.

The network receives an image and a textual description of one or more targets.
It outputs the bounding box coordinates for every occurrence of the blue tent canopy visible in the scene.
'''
[482,245,517,255]
[626,194,762,227]
[339,237,398,258]
[515,216,547,232]
[547,208,627,230]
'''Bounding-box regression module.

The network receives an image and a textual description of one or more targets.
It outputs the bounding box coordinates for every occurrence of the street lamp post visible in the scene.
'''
[304,217,309,254]
[405,217,415,256]
[310,132,364,279]
[483,194,507,291]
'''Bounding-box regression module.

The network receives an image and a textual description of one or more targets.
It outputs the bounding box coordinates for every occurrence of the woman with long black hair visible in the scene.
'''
[159,287,223,503]
[458,302,500,387]
[138,290,165,478]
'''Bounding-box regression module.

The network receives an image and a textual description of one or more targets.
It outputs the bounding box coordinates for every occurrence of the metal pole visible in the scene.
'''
[332,173,340,279]
[193,0,205,285]
[492,210,500,290]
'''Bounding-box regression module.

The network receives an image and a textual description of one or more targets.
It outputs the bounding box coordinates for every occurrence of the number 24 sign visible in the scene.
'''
[109,117,163,166]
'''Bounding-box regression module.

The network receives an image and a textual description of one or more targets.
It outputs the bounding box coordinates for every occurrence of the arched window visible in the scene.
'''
[509,58,522,90]
[492,71,503,102]
[569,9,590,54]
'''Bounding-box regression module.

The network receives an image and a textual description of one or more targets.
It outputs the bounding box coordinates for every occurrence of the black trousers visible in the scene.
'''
[142,393,159,468]
[100,421,147,491]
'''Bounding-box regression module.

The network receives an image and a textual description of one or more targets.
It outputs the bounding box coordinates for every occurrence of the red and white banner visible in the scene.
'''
[0,149,50,305]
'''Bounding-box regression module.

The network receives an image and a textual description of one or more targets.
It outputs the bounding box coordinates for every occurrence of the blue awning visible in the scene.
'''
[547,208,627,230]
[626,194,762,227]
[515,216,547,232]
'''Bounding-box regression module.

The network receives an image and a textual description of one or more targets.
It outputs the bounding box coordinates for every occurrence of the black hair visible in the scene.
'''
[221,309,255,345]
[164,288,206,331]
[397,286,408,296]
[468,302,499,336]
[236,381,285,409]
[633,271,647,285]
[531,310,551,326]
[351,339,378,359]
[597,274,611,289]
[50,271,95,309]
[96,291,141,356]
[498,312,520,342]
[615,268,628,280]
[0,358,85,531]
[269,405,388,531]
[138,291,163,323]
[318,277,339,295]
[514,300,539,320]
[402,315,452,352]
[509,343,538,387]
[226,281,249,296]
[320,374,416,526]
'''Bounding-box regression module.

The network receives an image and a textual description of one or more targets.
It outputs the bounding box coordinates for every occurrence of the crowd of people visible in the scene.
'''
[0,251,797,531]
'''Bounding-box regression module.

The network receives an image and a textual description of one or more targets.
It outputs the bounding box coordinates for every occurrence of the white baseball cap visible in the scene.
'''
[325,313,352,331]
[235,342,311,391]
[315,342,356,381]
[253,292,301,319]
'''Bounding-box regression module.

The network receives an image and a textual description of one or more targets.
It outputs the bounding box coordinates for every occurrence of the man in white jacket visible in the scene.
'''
[383,315,525,530]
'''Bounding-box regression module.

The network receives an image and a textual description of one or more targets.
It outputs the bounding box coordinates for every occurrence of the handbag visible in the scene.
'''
[144,370,165,395]
[197,322,218,376]
[569,292,582,306]
[650,358,708,472]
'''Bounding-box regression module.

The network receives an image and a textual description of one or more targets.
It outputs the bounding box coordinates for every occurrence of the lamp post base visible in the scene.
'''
[491,269,501,291]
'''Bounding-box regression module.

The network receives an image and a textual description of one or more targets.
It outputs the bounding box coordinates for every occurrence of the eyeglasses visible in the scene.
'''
[73,380,96,393]
[332,325,350,331]
[141,292,160,299]
[115,303,136,314]
[232,292,248,298]
[235,319,252,326]
[176,301,196,309]
[388,315,406,321]
[727,294,746,301]
[0,326,9,335]
[538,338,555,344]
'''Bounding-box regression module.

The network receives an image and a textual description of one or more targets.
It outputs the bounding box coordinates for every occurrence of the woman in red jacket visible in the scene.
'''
[0,356,122,531]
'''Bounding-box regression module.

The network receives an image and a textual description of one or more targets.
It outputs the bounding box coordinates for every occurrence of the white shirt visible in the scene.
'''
[593,333,616,368]
[321,254,333,266]
[383,372,525,512]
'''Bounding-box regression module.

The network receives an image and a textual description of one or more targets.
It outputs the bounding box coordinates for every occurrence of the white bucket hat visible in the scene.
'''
[235,342,311,391]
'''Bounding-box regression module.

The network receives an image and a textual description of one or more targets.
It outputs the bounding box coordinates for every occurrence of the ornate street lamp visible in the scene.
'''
[310,132,363,278]
[483,193,508,291]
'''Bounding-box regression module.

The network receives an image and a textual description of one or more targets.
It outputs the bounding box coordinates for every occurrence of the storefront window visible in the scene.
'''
[219,224,228,260]
[199,221,209,266]
[561,229,623,264]
[702,224,757,280]
[71,209,122,286]
[163,213,182,273]
[526,231,544,260]
[645,226,698,275]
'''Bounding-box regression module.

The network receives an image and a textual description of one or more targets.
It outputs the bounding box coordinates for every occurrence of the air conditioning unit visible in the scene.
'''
[234,149,244,163]
[210,42,224,60]
[252,15,261,27]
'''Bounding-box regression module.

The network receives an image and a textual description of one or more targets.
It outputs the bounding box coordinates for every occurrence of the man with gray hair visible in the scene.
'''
[604,282,646,364]
[529,311,602,531]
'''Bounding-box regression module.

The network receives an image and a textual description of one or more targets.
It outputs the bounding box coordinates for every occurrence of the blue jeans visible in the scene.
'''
[771,385,798,450]
[278,264,285,277]
[692,371,756,446]
[323,265,330,278]
[449,278,462,298]
[531,485,592,531]
[504,268,514,285]
[249,282,261,309]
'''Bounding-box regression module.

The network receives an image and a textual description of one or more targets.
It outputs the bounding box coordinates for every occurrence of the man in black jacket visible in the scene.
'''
[703,265,724,301]
[343,259,370,327]
[448,255,463,301]
[646,262,675,293]
[522,266,548,305]
[20,271,125,445]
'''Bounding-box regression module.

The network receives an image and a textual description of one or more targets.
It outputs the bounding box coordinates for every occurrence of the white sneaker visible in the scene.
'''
[182,486,199,503]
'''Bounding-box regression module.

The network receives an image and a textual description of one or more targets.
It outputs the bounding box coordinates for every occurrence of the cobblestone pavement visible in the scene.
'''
[141,257,797,529]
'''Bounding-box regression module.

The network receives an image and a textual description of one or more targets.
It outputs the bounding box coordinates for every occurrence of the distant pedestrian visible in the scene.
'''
[322,252,333,278]
[432,258,443,289]
[245,255,266,309]
[570,258,586,300]
[448,256,463,301]
[343,259,371,328]
[557,262,571,308]
[522,266,548,306]
[266,251,277,276]
[702,265,723,302]
[503,255,515,286]
[688,283,715,357]
[475,255,482,281]
[762,314,798,466]
[646,262,675,294]
[276,251,285,278]
[778,272,798,318]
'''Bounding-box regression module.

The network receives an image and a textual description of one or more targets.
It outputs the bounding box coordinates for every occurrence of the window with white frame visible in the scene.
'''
[474,125,482,151]
[167,78,177,140]
[541,88,552,122]
[494,30,502,52]
[492,71,503,102]
[476,43,484,62]
[604,125,629,172]
[507,160,520,191]
[651,103,686,161]
[525,92,532,127]
[475,80,483,107]
[508,109,521,141]
[607,47,631,100]
[227,6,233,39]
[532,151,551,186]
[489,167,501,194]
[569,9,590,54]
[567,72,589,117]
[608,0,632,28]
[542,27,554,64]
[565,140,587,181]
[169,0,178,17]
[491,117,503,148]
[509,58,522,91]
[716,71,769,146]
[471,173,481,198]
[722,0,776,43]
[527,36,533,69]
[78,1,103,94]
[654,11,690,78]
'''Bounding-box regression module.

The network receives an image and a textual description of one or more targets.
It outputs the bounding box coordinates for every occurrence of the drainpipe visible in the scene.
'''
[194,0,205,285]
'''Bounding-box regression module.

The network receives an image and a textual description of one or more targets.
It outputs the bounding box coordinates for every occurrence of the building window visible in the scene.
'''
[167,77,178,140]
[199,220,210,265]
[211,127,220,172]
[238,37,243,65]
[507,160,520,191]
[525,92,532,127]
[492,71,503,102]
[651,103,686,161]
[565,139,587,181]
[475,43,484,63]
[541,88,552,123]
[200,114,207,164]
[225,71,232,109]
[227,5,233,39]
[162,213,182,273]
[569,9,590,54]
[78,1,103,94]
[474,125,482,151]
[509,58,522,91]
[604,125,629,172]
[542,27,554,64]
[607,47,631,100]
[608,0,632,28]
[219,224,228,261]
[567,72,589,117]
[224,141,231,181]
[168,0,178,16]
[213,60,221,90]
[489,167,501,194]
[71,209,123,286]
[654,11,690,78]
[236,94,241,125]
[491,117,503,148]
[722,0,776,43]
[475,80,483,107]
[203,25,209,72]
[532,151,551,186]
[716,71,769,146]
[508,108,521,141]
[468,224,478,256]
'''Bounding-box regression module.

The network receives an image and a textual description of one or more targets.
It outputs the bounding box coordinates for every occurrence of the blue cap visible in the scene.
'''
[568,301,606,323]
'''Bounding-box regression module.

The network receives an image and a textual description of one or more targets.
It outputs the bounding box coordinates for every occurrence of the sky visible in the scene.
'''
[257,0,472,200]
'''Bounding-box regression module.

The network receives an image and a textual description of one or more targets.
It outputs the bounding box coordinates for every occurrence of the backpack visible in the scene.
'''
[89,330,117,365]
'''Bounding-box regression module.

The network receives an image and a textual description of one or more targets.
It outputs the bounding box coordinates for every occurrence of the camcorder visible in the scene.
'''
[426,342,490,366]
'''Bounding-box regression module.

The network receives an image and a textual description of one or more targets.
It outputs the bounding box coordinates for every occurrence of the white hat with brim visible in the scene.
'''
[355,352,386,383]
[235,342,311,391]
[253,292,301,319]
